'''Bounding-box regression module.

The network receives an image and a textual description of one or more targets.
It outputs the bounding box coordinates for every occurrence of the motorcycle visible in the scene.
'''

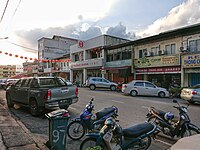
[146,99,200,138]
[80,117,159,150]
[116,82,124,92]
[67,98,118,140]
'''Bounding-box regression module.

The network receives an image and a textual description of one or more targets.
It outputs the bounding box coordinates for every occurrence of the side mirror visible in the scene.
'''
[173,99,177,103]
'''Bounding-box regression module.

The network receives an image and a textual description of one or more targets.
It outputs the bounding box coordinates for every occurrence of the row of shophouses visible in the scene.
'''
[27,23,200,89]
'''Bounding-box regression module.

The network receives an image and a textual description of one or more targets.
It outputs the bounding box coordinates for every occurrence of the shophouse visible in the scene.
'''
[133,34,182,89]
[38,35,78,75]
[103,44,133,83]
[69,35,130,84]
[181,24,200,87]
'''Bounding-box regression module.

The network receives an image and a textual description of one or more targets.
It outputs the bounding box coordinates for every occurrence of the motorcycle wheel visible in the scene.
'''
[128,136,151,150]
[80,137,107,150]
[67,120,85,140]
[181,127,200,138]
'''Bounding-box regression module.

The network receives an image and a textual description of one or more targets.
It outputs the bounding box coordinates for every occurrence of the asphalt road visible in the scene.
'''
[0,88,200,150]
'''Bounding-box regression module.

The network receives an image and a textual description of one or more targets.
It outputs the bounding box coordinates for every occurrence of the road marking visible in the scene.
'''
[155,138,173,146]
[69,106,77,110]
[111,100,124,104]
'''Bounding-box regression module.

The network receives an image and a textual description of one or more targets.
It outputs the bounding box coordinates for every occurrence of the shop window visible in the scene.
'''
[139,50,143,58]
[189,39,200,52]
[165,44,176,55]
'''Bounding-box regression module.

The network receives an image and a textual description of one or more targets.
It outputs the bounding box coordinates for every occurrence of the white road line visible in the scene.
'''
[111,100,124,104]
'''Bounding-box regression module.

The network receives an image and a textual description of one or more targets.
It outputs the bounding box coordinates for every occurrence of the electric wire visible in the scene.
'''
[0,0,10,24]
[7,40,38,53]
[11,0,22,18]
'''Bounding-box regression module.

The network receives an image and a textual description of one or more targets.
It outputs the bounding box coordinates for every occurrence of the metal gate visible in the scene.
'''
[191,73,200,86]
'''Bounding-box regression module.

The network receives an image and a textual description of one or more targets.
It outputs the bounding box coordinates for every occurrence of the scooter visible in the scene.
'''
[116,82,124,92]
[146,99,200,138]
[67,98,118,140]
[80,117,159,150]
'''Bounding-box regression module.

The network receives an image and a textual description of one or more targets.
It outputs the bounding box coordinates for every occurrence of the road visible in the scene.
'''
[0,88,200,150]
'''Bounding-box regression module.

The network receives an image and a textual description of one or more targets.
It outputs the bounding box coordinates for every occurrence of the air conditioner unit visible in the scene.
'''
[146,52,151,57]
[160,50,166,55]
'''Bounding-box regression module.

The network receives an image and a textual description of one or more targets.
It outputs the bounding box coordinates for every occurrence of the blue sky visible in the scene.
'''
[0,0,199,65]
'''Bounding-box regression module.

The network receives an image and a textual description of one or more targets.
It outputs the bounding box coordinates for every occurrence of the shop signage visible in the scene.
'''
[70,58,103,69]
[182,53,200,68]
[105,59,131,68]
[185,68,200,73]
[136,66,181,74]
[135,54,180,68]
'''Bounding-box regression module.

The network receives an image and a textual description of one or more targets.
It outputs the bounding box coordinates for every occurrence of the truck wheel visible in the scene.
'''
[30,99,39,116]
[6,94,14,108]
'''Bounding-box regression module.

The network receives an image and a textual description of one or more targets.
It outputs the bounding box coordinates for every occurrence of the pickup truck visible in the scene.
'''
[6,77,78,116]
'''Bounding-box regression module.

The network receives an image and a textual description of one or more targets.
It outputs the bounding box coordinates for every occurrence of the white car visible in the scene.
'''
[122,80,169,98]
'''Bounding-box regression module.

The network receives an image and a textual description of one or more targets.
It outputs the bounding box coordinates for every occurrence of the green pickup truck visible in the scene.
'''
[6,77,78,116]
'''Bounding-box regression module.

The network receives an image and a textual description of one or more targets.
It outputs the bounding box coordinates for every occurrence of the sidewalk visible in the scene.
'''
[0,102,48,150]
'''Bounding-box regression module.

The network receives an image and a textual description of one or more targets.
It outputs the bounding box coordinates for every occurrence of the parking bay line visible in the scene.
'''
[111,100,124,104]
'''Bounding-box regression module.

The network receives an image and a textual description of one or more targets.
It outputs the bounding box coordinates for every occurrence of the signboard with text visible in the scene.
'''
[135,54,180,68]
[182,54,200,68]
[70,58,103,69]
[136,66,181,74]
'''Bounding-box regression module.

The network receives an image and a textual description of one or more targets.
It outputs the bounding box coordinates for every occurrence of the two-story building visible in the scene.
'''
[69,35,130,84]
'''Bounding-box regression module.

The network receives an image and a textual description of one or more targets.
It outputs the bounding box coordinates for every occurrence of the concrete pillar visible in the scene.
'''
[70,70,73,82]
[83,50,86,60]
[83,68,87,84]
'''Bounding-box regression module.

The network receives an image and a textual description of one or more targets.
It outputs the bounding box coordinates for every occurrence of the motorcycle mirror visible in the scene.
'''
[173,99,177,103]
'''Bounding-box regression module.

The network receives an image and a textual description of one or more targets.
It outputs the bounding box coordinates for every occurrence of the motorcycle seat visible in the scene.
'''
[151,108,166,119]
[96,107,115,119]
[123,122,154,138]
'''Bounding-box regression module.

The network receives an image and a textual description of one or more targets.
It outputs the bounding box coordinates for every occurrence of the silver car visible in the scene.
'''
[85,77,117,91]
[180,84,200,104]
[122,80,169,98]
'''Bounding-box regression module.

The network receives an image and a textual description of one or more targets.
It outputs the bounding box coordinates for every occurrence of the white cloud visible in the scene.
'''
[137,0,200,37]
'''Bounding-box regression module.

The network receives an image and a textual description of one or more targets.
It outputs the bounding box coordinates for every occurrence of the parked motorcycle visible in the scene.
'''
[67,98,118,140]
[116,82,124,92]
[146,99,200,138]
[80,117,159,150]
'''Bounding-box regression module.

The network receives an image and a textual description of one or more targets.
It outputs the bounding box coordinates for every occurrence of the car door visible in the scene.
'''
[144,82,158,96]
[11,79,23,102]
[19,79,32,104]
[133,81,146,95]
[101,78,110,88]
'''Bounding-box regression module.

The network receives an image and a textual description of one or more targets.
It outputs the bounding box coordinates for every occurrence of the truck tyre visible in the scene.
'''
[6,94,14,108]
[30,99,39,116]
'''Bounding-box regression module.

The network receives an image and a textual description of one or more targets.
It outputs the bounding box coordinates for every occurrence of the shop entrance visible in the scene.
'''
[148,74,181,89]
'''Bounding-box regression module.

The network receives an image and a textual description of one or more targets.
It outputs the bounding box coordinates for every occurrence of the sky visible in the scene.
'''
[0,0,200,65]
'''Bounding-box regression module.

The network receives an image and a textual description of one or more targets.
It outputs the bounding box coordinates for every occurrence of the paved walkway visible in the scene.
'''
[0,102,48,150]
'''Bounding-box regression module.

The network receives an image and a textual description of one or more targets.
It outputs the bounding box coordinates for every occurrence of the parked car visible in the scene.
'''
[0,79,7,89]
[180,84,200,104]
[6,77,79,116]
[122,80,169,97]
[85,77,117,91]
[0,79,19,90]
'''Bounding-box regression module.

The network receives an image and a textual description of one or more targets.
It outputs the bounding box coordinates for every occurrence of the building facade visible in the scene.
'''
[0,65,16,78]
[69,35,130,84]
[103,44,133,83]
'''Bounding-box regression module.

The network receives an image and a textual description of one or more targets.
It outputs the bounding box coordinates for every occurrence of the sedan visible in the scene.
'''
[122,80,169,98]
[180,84,200,104]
